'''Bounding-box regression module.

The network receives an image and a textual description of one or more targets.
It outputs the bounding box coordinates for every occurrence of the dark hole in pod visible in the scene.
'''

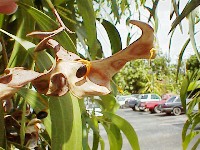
[76,65,87,78]
[36,111,48,119]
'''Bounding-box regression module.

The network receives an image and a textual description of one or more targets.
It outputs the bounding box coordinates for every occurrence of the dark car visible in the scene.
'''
[158,96,186,116]
[116,95,136,108]
[126,94,140,110]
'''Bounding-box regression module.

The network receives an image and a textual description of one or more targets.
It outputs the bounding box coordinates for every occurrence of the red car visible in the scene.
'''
[145,94,173,113]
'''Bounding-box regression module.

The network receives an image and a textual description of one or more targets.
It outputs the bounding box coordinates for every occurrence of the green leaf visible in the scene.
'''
[188,80,200,91]
[176,38,190,80]
[56,6,77,25]
[180,76,190,111]
[91,116,99,150]
[0,103,6,149]
[8,19,30,67]
[92,130,99,150]
[43,110,52,139]
[102,123,120,150]
[18,2,76,53]
[34,51,55,72]
[104,112,140,150]
[102,123,122,150]
[191,138,200,150]
[191,113,200,130]
[53,0,66,6]
[100,19,122,54]
[18,88,48,113]
[0,29,35,50]
[187,96,200,114]
[188,12,200,62]
[20,100,26,146]
[98,94,119,113]
[0,28,54,71]
[49,94,82,150]
[182,120,191,142]
[99,137,105,150]
[170,0,200,33]
[6,0,35,67]
[17,89,52,138]
[171,0,183,32]
[110,124,122,149]
[182,131,200,150]
[111,0,120,22]
[82,116,90,150]
[77,0,98,59]
[0,14,4,28]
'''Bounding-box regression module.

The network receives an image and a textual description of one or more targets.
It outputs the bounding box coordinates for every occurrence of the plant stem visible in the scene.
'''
[0,37,8,69]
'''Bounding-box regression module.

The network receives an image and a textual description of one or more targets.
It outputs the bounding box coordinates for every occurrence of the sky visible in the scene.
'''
[97,0,200,64]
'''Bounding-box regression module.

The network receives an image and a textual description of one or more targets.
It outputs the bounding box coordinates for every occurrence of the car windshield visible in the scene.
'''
[166,96,177,103]
[139,95,148,99]
[174,97,181,102]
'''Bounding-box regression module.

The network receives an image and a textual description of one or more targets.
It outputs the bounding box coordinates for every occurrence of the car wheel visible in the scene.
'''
[153,106,161,113]
[150,109,155,113]
[173,107,182,116]
[134,105,139,111]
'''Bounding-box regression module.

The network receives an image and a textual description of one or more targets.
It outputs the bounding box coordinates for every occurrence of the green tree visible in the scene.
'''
[115,60,149,94]
[115,54,184,96]
[186,53,200,71]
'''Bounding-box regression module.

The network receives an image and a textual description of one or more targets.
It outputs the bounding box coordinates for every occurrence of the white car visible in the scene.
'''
[137,94,161,111]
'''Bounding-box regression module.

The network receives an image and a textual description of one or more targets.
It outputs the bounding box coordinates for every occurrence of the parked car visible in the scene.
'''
[126,94,140,110]
[158,96,189,116]
[116,95,138,109]
[145,94,173,113]
[137,94,161,111]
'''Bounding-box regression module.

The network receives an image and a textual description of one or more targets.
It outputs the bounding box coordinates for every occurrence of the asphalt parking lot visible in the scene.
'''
[117,108,187,150]
[93,108,199,150]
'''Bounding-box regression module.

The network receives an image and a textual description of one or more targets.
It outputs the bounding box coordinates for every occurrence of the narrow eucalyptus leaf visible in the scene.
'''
[180,77,190,111]
[188,13,200,62]
[0,29,35,50]
[49,94,82,150]
[99,94,119,113]
[182,131,200,150]
[101,19,122,54]
[176,38,190,80]
[91,116,99,150]
[77,0,98,59]
[18,88,48,113]
[19,2,76,53]
[99,137,105,150]
[102,123,119,150]
[182,120,191,142]
[53,0,66,6]
[191,138,200,150]
[20,100,26,146]
[170,0,200,33]
[111,0,120,21]
[104,112,140,150]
